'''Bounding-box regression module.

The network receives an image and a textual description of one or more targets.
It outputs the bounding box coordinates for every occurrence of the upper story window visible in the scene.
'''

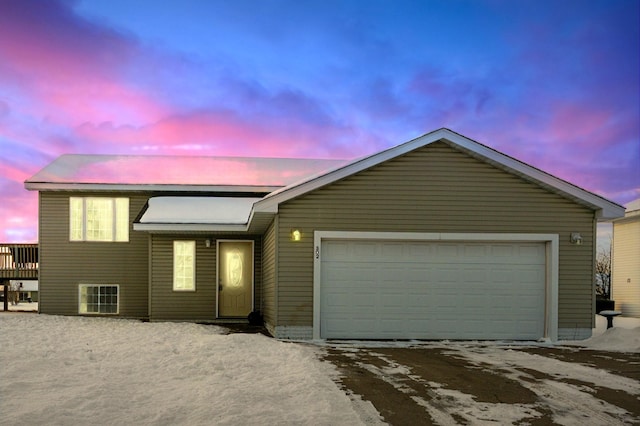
[70,197,129,242]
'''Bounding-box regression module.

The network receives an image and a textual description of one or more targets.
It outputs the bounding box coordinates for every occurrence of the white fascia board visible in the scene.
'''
[313,230,558,242]
[255,129,451,213]
[254,128,625,220]
[133,223,248,232]
[437,131,625,220]
[24,182,282,193]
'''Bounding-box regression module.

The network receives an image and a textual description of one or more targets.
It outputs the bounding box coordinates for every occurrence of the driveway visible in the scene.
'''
[323,343,640,425]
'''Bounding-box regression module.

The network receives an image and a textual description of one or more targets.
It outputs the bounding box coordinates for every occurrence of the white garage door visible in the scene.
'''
[320,240,546,340]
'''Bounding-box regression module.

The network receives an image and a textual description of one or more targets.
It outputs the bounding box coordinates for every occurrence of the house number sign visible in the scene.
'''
[315,246,320,259]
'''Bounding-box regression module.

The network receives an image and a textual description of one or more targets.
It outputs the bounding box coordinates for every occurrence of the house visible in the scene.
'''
[1,243,39,310]
[12,280,39,302]
[612,199,640,317]
[25,128,625,341]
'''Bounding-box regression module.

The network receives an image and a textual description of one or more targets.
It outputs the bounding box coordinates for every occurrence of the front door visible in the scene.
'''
[217,241,253,317]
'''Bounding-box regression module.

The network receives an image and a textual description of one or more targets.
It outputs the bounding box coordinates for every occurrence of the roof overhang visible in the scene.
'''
[253,128,626,221]
[24,182,281,193]
[612,208,640,223]
[24,154,348,193]
[133,196,262,233]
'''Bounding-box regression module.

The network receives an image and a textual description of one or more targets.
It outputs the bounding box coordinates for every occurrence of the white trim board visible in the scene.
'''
[312,231,559,341]
[255,128,624,220]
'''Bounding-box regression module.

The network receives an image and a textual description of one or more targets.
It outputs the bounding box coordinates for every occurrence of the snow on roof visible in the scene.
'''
[139,197,261,225]
[25,154,348,190]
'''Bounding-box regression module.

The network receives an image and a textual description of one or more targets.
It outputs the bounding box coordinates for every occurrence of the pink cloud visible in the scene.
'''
[547,104,612,147]
[73,110,360,159]
[0,1,171,126]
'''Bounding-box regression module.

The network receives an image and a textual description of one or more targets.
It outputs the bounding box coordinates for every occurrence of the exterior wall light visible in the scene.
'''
[291,229,302,242]
[570,233,583,245]
[205,239,211,248]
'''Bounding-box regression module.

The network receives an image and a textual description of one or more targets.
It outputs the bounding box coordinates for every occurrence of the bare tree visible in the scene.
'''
[595,245,612,299]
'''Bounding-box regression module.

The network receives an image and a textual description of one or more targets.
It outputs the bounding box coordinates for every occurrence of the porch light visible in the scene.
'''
[205,239,211,248]
[570,233,582,245]
[291,229,302,242]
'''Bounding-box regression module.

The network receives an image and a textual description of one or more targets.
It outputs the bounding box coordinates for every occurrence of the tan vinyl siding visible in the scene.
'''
[149,236,215,320]
[262,219,277,327]
[38,192,150,318]
[149,235,262,321]
[275,142,595,329]
[612,218,640,317]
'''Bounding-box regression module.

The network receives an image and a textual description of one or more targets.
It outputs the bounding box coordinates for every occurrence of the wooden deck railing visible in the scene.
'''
[0,243,39,279]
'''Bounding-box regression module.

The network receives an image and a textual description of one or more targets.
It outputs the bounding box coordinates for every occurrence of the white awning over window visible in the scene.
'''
[135,197,262,232]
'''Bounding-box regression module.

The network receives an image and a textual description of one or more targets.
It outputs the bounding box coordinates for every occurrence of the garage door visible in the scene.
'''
[320,240,546,340]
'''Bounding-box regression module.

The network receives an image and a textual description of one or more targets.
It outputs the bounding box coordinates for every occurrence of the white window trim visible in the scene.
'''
[78,284,120,315]
[312,231,559,341]
[69,197,129,242]
[173,240,196,291]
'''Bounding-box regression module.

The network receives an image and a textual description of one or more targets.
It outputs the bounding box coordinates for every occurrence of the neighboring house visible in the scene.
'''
[25,128,625,341]
[612,199,640,317]
[12,280,39,302]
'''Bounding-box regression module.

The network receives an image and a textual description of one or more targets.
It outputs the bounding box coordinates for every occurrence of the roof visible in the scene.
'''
[625,198,640,212]
[612,198,640,222]
[28,129,626,233]
[25,154,348,192]
[253,128,625,221]
[135,197,260,232]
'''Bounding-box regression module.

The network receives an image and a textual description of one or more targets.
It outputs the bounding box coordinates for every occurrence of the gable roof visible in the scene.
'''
[253,128,625,221]
[25,154,347,193]
[28,129,626,234]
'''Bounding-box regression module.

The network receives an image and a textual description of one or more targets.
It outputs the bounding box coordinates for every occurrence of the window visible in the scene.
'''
[79,284,119,314]
[70,197,129,242]
[173,241,195,291]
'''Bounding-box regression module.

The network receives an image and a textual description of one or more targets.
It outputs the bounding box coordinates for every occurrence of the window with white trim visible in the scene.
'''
[79,284,119,314]
[70,197,129,242]
[173,241,195,291]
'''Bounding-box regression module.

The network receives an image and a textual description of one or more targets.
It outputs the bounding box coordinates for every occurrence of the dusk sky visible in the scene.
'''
[1,0,638,243]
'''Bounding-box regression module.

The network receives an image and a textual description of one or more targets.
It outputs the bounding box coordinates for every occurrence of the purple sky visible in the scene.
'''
[1,0,638,243]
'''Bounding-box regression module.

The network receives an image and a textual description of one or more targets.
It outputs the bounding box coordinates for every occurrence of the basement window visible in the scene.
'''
[79,284,119,314]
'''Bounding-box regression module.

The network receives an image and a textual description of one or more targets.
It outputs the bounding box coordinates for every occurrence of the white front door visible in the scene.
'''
[218,241,254,318]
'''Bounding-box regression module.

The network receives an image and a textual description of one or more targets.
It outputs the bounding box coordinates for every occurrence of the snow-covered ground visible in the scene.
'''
[0,312,638,425]
[563,314,640,352]
[0,313,382,425]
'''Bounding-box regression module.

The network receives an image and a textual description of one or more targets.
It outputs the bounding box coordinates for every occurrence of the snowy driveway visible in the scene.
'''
[324,343,640,425]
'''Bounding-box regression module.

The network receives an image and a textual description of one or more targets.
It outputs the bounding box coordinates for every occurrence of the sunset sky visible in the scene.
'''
[1,0,638,243]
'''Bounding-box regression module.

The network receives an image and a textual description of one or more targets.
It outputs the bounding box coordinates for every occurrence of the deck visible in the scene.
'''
[1,244,38,312]
[0,244,39,280]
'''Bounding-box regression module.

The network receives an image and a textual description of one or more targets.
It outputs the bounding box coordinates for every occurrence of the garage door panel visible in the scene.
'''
[321,239,546,340]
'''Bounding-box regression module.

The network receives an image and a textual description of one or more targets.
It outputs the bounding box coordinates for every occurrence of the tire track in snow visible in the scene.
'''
[445,346,640,425]
[352,349,545,425]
